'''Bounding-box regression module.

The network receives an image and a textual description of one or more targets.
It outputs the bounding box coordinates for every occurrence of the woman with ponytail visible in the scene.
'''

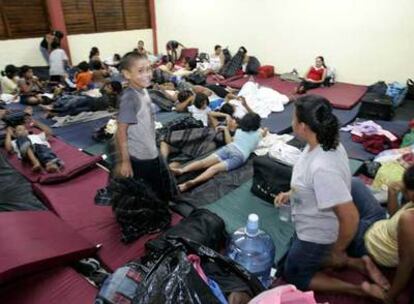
[275,95,389,301]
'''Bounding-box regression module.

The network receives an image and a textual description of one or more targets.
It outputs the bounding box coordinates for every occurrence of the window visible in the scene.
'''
[62,0,151,35]
[0,0,49,39]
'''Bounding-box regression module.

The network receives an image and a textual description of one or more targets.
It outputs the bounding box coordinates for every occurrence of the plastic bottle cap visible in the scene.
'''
[246,213,259,237]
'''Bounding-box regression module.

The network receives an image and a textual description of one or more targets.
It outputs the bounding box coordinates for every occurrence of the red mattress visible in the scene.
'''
[0,267,97,304]
[178,47,198,63]
[256,76,367,109]
[33,167,183,271]
[208,75,367,110]
[5,136,101,184]
[0,211,96,284]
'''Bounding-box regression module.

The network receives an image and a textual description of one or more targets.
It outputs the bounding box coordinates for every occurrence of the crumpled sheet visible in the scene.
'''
[238,81,289,118]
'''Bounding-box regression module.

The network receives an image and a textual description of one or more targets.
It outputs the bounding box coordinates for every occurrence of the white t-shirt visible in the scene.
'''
[229,99,248,119]
[209,54,222,72]
[49,49,68,76]
[188,105,211,127]
[290,143,352,244]
[12,132,50,159]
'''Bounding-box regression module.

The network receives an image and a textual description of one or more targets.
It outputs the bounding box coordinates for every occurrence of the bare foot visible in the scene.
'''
[46,162,59,173]
[361,282,385,300]
[362,256,390,290]
[178,180,195,192]
[39,104,53,111]
[32,162,41,172]
[168,162,180,169]
[170,167,184,176]
[24,106,33,116]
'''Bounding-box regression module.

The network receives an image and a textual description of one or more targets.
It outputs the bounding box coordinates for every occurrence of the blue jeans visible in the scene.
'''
[16,137,59,166]
[53,95,95,116]
[215,144,245,171]
[282,236,332,290]
[282,177,386,289]
[347,177,387,257]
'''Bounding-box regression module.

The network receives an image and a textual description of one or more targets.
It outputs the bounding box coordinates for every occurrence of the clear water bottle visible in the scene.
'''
[227,214,275,288]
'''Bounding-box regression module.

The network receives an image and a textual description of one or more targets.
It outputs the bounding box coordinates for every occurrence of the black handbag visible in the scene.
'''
[251,155,292,203]
[358,93,394,121]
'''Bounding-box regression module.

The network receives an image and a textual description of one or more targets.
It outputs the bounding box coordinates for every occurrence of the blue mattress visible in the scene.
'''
[262,102,361,134]
[341,119,409,161]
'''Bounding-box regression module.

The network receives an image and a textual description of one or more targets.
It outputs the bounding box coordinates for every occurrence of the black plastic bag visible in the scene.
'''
[96,238,264,304]
[146,208,227,254]
[96,244,222,304]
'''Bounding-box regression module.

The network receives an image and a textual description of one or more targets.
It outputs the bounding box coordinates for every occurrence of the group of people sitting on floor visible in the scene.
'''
[1,37,412,303]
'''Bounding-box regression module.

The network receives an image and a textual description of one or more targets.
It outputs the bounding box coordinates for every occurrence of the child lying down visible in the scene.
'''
[171,112,267,192]
[5,116,63,173]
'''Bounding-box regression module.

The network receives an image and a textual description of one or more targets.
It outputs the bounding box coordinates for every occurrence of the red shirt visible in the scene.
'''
[306,66,325,81]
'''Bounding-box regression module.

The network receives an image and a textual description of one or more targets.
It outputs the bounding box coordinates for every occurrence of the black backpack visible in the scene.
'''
[245,56,261,75]
[220,48,245,78]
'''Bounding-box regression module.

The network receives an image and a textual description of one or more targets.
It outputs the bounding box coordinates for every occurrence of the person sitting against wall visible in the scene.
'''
[1,65,20,96]
[209,45,224,72]
[134,40,150,56]
[296,56,327,94]
[89,47,101,65]
[275,95,391,301]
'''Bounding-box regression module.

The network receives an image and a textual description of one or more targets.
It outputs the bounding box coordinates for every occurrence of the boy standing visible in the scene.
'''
[115,52,176,200]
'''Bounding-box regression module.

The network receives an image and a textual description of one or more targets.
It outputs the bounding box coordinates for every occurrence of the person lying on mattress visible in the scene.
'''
[187,93,231,128]
[296,56,327,94]
[4,112,63,173]
[171,112,267,192]
[220,93,254,120]
[274,95,390,301]
[172,58,197,77]
[40,81,122,117]
[115,52,177,201]
[174,87,222,112]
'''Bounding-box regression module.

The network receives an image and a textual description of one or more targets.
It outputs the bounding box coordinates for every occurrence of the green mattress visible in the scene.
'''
[204,180,295,263]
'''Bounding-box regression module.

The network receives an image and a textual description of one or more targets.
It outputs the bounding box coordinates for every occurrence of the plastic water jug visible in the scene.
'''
[227,213,275,287]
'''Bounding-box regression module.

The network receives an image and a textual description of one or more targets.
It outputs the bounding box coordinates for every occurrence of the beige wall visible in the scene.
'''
[0,29,153,72]
[68,29,153,64]
[155,0,414,85]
